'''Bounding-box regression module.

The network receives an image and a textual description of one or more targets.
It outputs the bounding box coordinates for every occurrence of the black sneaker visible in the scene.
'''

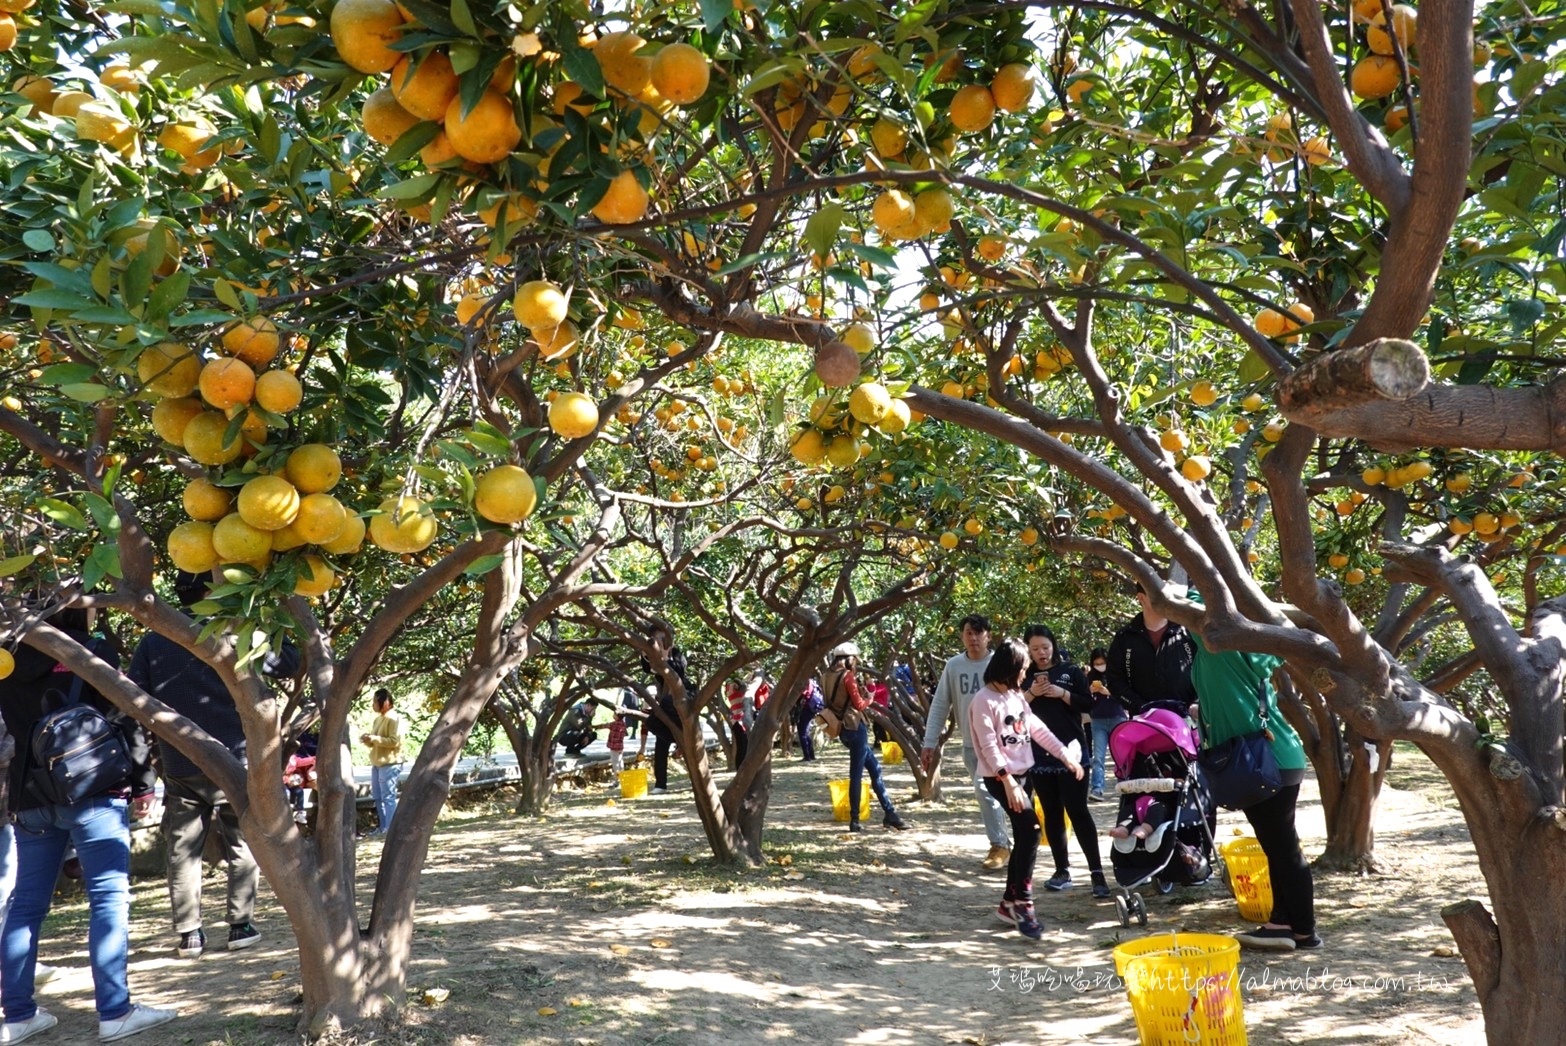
[1234,926,1297,952]
[1293,932,1323,950]
[227,923,261,951]
[882,811,906,830]
[176,928,205,959]
[1044,871,1073,891]
[848,821,863,833]
[1090,872,1111,899]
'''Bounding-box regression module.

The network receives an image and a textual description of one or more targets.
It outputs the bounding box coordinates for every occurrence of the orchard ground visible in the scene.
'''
[34,743,1479,1045]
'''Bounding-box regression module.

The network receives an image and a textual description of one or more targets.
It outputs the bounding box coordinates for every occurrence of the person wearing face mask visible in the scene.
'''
[1084,646,1122,801]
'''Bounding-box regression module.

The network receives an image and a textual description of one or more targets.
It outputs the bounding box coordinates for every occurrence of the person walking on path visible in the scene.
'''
[2,607,177,1043]
[1184,592,1318,952]
[968,637,1085,940]
[793,677,823,761]
[920,615,1011,869]
[1022,626,1109,899]
[129,574,297,960]
[820,643,906,833]
[1084,647,1122,800]
[1107,584,1197,716]
[362,688,405,834]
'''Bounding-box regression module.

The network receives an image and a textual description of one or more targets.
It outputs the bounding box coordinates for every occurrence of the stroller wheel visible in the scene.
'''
[1130,893,1148,927]
[1114,894,1130,928]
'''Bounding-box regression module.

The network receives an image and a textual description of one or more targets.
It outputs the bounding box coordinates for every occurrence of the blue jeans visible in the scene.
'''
[371,763,401,832]
[3,797,133,1023]
[1090,717,1124,795]
[0,824,15,932]
[842,722,894,822]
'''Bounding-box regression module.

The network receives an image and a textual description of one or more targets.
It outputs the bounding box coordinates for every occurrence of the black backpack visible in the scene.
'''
[25,674,132,807]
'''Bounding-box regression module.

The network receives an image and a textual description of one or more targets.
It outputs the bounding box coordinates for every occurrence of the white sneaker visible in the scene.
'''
[0,1009,58,1044]
[33,965,59,986]
[98,1004,176,1042]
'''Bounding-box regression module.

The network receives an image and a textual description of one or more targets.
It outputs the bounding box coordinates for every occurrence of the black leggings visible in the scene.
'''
[1034,770,1103,876]
[984,776,1042,903]
[652,729,675,789]
[1243,783,1314,934]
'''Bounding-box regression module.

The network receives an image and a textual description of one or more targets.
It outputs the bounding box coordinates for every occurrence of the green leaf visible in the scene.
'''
[802,203,844,260]
[700,0,730,32]
[40,363,99,386]
[22,229,55,252]
[464,428,514,457]
[448,0,476,36]
[213,278,242,311]
[13,289,97,311]
[463,553,506,576]
[36,498,89,531]
[383,120,441,165]
[89,542,123,582]
[561,41,605,98]
[0,554,37,578]
[378,172,441,201]
[1238,348,1271,384]
[61,383,114,403]
[146,272,193,321]
[83,492,120,534]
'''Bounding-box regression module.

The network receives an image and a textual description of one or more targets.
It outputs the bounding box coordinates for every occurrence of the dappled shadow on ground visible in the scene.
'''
[27,746,1482,1044]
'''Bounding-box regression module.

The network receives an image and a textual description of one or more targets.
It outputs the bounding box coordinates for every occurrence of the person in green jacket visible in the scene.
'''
[1188,594,1318,952]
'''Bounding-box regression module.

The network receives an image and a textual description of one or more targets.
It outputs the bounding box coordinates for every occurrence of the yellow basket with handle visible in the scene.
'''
[880,740,903,764]
[828,779,871,822]
[1113,932,1247,1045]
[618,767,648,799]
[1219,837,1273,923]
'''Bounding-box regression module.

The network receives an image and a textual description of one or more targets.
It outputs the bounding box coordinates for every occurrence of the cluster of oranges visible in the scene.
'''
[789,382,911,471]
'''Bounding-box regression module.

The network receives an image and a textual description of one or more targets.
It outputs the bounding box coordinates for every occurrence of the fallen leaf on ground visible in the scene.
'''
[1432,945,1456,957]
[650,938,672,948]
[609,944,631,955]
[783,871,804,880]
[538,1006,558,1016]
[420,988,449,1006]
[270,971,286,981]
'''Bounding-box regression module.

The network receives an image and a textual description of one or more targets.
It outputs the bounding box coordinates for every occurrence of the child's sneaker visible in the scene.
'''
[995,899,1020,926]
[1015,904,1044,940]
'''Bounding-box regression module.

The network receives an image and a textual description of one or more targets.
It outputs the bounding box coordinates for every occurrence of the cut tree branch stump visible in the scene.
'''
[1441,899,1501,999]
[1277,338,1430,422]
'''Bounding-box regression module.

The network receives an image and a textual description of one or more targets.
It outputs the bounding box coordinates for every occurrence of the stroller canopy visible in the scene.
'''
[1108,708,1198,779]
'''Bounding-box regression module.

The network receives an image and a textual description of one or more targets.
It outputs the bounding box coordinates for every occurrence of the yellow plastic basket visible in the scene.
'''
[828,779,872,823]
[618,767,649,799]
[1219,837,1273,923]
[881,741,903,764]
[1031,793,1071,834]
[1113,932,1247,1045]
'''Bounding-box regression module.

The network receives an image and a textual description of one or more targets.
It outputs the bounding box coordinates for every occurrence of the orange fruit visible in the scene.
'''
[871,189,919,239]
[533,321,579,361]
[237,474,301,531]
[12,74,56,115]
[254,369,303,413]
[199,357,256,410]
[293,492,348,544]
[976,234,1007,261]
[137,342,201,398]
[552,81,594,116]
[848,382,891,425]
[223,315,281,368]
[650,42,709,105]
[869,117,907,158]
[1366,4,1416,55]
[474,464,538,524]
[790,429,828,465]
[212,512,275,562]
[157,119,221,170]
[877,399,911,434]
[591,169,649,224]
[513,279,567,331]
[390,50,458,121]
[948,84,996,133]
[990,63,1035,112]
[182,477,233,521]
[318,513,366,554]
[362,86,420,147]
[0,14,17,52]
[1181,455,1212,482]
[443,90,521,164]
[182,411,243,465]
[74,100,137,151]
[293,554,336,597]
[826,434,860,468]
[913,188,953,235]
[49,90,92,119]
[330,0,406,74]
[419,130,463,169]
[1385,104,1410,132]
[368,495,437,553]
[284,443,342,494]
[549,392,599,439]
[167,521,220,573]
[1350,55,1401,99]
[595,30,651,96]
[150,396,205,445]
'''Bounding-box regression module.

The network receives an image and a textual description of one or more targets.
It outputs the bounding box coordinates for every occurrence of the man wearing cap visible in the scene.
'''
[921,614,1011,869]
[820,642,906,832]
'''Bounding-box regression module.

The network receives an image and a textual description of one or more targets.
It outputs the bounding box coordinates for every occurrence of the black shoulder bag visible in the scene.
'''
[1197,683,1282,810]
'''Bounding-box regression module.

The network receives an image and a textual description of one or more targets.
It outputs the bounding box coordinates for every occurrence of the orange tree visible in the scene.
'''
[3,0,1565,1038]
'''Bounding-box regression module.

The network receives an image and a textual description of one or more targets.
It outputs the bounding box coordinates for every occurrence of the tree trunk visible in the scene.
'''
[490,700,553,816]
[1317,735,1390,873]
[680,716,758,866]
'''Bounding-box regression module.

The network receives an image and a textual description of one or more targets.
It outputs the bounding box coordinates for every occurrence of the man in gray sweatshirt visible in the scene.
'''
[920,614,1012,869]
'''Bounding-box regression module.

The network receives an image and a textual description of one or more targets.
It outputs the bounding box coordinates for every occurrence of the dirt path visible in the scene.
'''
[26,743,1483,1044]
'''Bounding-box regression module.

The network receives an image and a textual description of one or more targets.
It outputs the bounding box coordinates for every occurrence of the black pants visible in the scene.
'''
[1034,770,1103,876]
[651,729,674,789]
[984,776,1041,903]
[732,723,749,766]
[1243,783,1314,934]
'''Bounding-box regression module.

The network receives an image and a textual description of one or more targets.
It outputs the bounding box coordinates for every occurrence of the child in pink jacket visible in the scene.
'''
[967,637,1084,939]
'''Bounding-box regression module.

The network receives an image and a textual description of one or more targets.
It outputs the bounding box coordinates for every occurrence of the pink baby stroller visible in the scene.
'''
[1106,708,1217,927]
